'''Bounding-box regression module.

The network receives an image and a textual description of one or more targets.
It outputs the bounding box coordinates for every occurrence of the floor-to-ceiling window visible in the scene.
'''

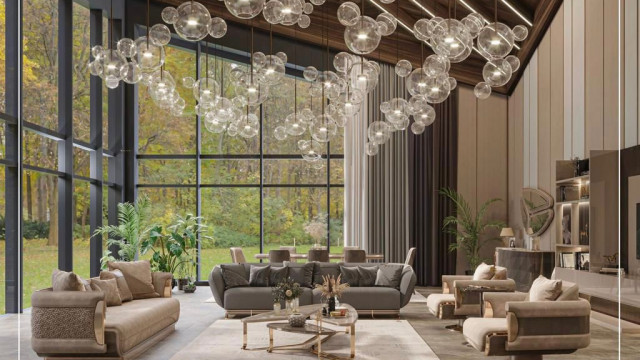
[136,40,345,280]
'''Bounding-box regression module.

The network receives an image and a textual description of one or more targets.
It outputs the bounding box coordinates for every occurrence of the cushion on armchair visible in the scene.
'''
[492,266,507,280]
[528,276,562,301]
[472,263,496,280]
[52,269,87,292]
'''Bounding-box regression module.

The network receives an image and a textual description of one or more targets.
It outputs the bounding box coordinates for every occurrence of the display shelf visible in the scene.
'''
[555,174,590,185]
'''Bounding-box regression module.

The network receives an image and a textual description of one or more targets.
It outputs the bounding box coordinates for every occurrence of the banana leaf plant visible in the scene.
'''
[440,188,505,270]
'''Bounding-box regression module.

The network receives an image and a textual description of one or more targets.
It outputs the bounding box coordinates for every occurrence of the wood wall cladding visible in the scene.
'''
[153,0,563,95]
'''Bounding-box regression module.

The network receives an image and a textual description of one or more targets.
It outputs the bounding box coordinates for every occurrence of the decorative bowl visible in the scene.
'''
[288,313,306,327]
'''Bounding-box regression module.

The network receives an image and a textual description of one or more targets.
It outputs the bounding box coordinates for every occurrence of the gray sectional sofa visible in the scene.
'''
[209,262,417,317]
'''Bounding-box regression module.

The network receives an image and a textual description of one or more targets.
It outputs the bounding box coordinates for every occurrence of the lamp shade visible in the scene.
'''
[500,227,514,237]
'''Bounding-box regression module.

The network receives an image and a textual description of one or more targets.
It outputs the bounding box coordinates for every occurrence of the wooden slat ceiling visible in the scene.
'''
[155,0,562,95]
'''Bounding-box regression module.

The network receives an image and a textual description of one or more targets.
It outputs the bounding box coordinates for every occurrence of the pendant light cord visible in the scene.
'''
[146,0,150,46]
[110,0,113,55]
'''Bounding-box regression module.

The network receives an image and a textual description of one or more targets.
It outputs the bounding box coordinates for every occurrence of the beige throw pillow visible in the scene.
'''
[52,269,86,292]
[492,266,508,280]
[100,269,134,302]
[108,260,159,299]
[472,263,495,280]
[529,276,562,301]
[90,278,122,306]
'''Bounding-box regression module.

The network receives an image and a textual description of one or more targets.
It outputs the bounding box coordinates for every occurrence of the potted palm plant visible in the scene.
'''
[440,188,505,273]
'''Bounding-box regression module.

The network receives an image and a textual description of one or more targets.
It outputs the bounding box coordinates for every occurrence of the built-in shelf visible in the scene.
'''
[556,199,590,205]
[556,244,590,249]
[555,174,590,185]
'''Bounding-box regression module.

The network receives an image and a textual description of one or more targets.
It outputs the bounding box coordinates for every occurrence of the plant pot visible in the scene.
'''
[178,278,189,291]
[171,279,177,289]
[288,313,306,327]
[184,286,196,294]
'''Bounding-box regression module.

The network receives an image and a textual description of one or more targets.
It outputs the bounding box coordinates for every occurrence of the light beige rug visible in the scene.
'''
[205,292,428,304]
[171,319,439,359]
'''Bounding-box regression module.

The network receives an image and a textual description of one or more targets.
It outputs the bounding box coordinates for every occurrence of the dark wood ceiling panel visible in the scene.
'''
[152,0,560,95]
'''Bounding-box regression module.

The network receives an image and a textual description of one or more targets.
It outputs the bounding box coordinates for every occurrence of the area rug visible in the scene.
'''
[206,293,428,304]
[171,319,439,359]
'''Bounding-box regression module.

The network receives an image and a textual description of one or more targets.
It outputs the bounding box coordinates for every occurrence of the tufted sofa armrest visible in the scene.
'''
[483,292,528,318]
[31,288,107,356]
[208,266,225,308]
[453,279,516,316]
[152,272,173,298]
[505,299,591,352]
[441,275,472,294]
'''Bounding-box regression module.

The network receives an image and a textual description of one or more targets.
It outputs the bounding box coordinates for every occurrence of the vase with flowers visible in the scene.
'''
[315,275,349,314]
[273,278,302,314]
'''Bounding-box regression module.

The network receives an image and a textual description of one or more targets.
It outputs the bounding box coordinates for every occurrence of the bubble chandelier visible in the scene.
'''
[162,1,227,41]
[338,0,398,55]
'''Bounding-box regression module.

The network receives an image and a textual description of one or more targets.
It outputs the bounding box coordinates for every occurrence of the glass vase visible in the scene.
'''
[273,302,281,315]
[285,297,299,314]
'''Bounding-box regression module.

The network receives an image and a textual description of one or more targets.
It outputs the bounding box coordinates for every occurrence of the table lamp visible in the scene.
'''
[500,227,515,247]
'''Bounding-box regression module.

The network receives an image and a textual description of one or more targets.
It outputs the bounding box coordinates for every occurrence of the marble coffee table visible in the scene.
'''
[241,303,358,359]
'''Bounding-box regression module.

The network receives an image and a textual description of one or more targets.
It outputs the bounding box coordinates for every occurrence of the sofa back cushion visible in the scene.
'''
[90,278,122,306]
[528,275,562,301]
[270,266,289,286]
[313,263,340,286]
[284,262,315,288]
[108,260,159,299]
[340,266,360,287]
[221,264,250,289]
[249,265,271,287]
[357,266,378,287]
[100,270,133,302]
[51,269,86,292]
[375,264,404,289]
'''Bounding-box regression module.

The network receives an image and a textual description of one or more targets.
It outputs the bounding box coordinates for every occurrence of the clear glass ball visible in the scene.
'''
[300,139,323,161]
[309,83,323,97]
[406,68,429,96]
[447,77,457,91]
[413,104,436,126]
[263,0,285,24]
[391,117,410,131]
[344,16,381,55]
[300,108,315,123]
[303,2,313,14]
[431,19,471,60]
[310,0,325,5]
[413,19,431,41]
[368,121,391,145]
[204,112,228,133]
[275,51,287,63]
[462,14,484,38]
[408,95,428,115]
[477,22,515,59]
[237,75,270,105]
[380,0,395,3]
[350,61,379,94]
[150,24,172,46]
[252,51,267,70]
[380,101,391,113]
[376,13,397,36]
[134,37,165,72]
[303,66,318,81]
[105,77,120,89]
[224,0,266,19]
[193,77,220,104]
[422,55,450,77]
[102,50,127,82]
[232,95,248,108]
[117,38,137,58]
[173,1,211,41]
[395,59,412,77]
[209,17,227,38]
[423,75,451,104]
[259,55,286,86]
[298,14,311,28]
[411,122,425,135]
[121,61,142,84]
[365,141,379,156]
[333,52,354,73]
[474,82,492,99]
[284,113,307,136]
[238,113,260,138]
[92,45,104,59]
[310,114,337,142]
[279,0,303,26]
[181,76,195,88]
[148,71,176,102]
[512,25,528,41]
[337,2,360,26]
[227,123,238,137]
[161,6,179,24]
[505,55,520,72]
[88,60,103,76]
[482,59,512,87]
[274,126,288,140]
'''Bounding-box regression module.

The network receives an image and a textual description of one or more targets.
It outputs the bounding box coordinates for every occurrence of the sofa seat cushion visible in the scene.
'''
[426,293,455,317]
[463,318,507,352]
[224,287,314,310]
[104,297,180,354]
[312,287,400,310]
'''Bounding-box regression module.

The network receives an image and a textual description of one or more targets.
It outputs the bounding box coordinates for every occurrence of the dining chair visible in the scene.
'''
[229,247,247,264]
[342,246,360,252]
[268,249,291,263]
[308,249,329,262]
[344,249,366,263]
[405,247,417,267]
[279,246,297,263]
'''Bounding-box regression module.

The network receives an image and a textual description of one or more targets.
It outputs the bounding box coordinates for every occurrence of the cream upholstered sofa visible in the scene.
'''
[31,272,179,359]
[426,274,516,319]
[462,281,590,359]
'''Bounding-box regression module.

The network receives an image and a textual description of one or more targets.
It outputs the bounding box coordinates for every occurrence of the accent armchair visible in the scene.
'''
[462,281,590,359]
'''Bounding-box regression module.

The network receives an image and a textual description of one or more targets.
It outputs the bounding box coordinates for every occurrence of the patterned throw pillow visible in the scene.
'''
[270,266,289,286]
[340,266,360,287]
[374,264,404,289]
[357,266,378,287]
[220,264,249,289]
[249,265,271,287]
[90,278,122,306]
[285,262,315,288]
[51,269,86,292]
[100,269,134,302]
[108,260,159,299]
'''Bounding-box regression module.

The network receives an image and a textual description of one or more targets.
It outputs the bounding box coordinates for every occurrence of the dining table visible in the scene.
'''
[253,253,385,261]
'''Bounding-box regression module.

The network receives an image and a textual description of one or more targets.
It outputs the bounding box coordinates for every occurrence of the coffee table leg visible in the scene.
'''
[350,324,356,358]
[268,328,274,353]
[242,322,247,349]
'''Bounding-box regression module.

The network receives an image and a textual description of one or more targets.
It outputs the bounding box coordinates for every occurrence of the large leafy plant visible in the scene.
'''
[96,196,152,268]
[141,213,208,278]
[440,188,505,270]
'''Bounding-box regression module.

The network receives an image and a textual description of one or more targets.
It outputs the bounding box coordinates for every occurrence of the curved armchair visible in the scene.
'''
[463,282,590,359]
